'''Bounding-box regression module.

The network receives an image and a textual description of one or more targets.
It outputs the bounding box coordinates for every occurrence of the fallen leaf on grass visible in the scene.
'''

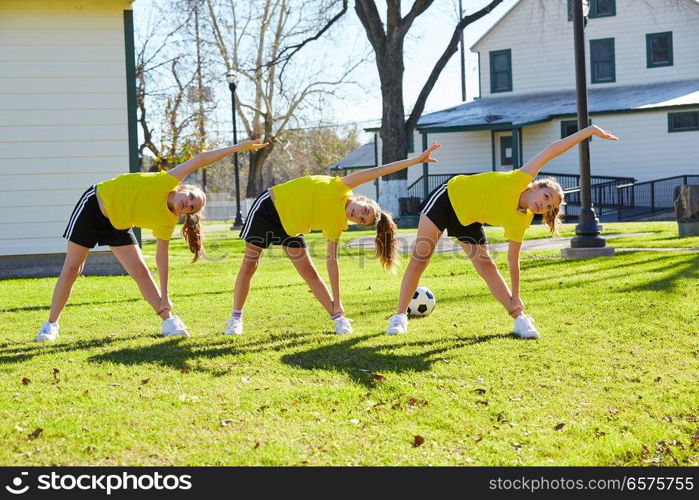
[664,416,673,423]
[253,442,260,449]
[692,432,699,447]
[407,397,428,407]
[349,419,360,425]
[474,434,483,443]
[52,368,60,383]
[554,423,566,431]
[180,369,190,374]
[370,373,386,381]
[654,376,662,383]
[28,428,43,439]
[412,435,425,447]
[609,408,620,415]
[21,377,30,385]
[140,378,150,385]
[475,400,489,406]
[220,419,232,427]
[391,403,402,410]
[15,424,26,432]
[474,388,486,395]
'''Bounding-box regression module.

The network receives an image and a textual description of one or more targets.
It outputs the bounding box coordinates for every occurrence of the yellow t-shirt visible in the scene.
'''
[96,171,180,240]
[271,175,352,241]
[447,170,534,242]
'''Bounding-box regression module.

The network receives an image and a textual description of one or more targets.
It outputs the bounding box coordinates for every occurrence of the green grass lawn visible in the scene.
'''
[1,222,697,465]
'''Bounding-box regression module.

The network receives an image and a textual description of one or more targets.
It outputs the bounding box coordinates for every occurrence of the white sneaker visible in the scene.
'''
[160,315,190,338]
[386,313,408,335]
[333,316,353,334]
[514,314,540,339]
[36,321,59,342]
[224,316,243,335]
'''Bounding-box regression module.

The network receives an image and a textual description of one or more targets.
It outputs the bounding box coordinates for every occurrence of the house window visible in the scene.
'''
[646,32,673,68]
[500,136,513,166]
[668,111,699,132]
[561,119,592,139]
[568,0,616,21]
[590,38,615,83]
[590,0,615,18]
[561,120,579,138]
[490,49,512,93]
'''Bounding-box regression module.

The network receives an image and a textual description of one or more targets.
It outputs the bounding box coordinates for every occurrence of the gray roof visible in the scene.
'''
[417,79,699,131]
[329,142,375,170]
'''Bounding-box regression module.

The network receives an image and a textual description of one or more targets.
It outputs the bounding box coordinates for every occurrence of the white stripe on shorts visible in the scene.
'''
[421,184,447,215]
[240,191,270,240]
[63,186,96,240]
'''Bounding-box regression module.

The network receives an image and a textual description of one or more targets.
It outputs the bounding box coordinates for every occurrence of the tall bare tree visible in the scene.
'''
[206,0,358,202]
[135,1,217,172]
[354,0,503,208]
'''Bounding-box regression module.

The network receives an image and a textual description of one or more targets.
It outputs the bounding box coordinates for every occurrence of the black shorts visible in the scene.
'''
[63,186,138,248]
[239,191,306,249]
[419,184,487,245]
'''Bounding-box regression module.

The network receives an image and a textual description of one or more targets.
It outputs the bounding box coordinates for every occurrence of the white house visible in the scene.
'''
[0,0,137,276]
[340,0,699,218]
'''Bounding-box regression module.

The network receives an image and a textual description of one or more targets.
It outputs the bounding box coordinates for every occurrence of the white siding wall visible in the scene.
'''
[374,131,493,192]
[522,110,699,181]
[474,0,699,98]
[0,0,132,256]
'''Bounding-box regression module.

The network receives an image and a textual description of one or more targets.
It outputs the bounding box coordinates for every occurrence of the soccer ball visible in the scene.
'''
[407,286,436,317]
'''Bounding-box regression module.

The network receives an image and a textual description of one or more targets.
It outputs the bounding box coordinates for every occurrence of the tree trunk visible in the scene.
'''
[377,39,409,214]
[246,144,274,198]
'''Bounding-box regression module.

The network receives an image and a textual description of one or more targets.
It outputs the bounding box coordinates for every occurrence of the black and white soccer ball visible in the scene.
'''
[407,286,436,317]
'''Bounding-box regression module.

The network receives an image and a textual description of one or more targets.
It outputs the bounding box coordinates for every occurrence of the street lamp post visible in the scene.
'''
[226,67,244,229]
[564,0,614,257]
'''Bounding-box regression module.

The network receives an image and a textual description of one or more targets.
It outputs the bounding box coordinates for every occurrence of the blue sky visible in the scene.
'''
[133,0,519,140]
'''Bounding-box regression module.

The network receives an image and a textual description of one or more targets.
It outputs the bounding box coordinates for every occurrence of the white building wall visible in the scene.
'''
[373,130,493,195]
[0,0,132,256]
[474,0,699,98]
[521,109,699,182]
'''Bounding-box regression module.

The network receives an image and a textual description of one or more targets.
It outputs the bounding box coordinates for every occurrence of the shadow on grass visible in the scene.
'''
[0,335,138,365]
[281,332,509,388]
[86,331,318,375]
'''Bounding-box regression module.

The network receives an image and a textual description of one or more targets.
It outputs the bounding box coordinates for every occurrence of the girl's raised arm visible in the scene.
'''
[167,139,268,181]
[520,125,618,178]
[341,142,440,189]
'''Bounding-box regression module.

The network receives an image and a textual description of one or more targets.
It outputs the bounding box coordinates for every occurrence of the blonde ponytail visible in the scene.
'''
[374,210,398,273]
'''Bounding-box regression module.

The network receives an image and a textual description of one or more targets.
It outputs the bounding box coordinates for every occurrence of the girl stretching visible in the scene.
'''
[225,143,441,336]
[386,125,618,339]
[35,139,267,342]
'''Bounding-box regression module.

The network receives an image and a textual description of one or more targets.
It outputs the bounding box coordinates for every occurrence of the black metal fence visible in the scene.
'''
[616,175,699,221]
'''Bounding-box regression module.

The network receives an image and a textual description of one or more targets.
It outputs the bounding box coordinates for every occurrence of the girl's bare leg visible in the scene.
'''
[48,242,91,323]
[233,243,264,311]
[110,244,171,320]
[460,243,519,317]
[395,213,442,314]
[284,245,334,315]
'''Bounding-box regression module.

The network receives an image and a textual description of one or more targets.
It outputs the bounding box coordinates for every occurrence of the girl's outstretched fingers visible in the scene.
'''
[418,142,441,163]
[245,138,269,150]
[590,125,619,141]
